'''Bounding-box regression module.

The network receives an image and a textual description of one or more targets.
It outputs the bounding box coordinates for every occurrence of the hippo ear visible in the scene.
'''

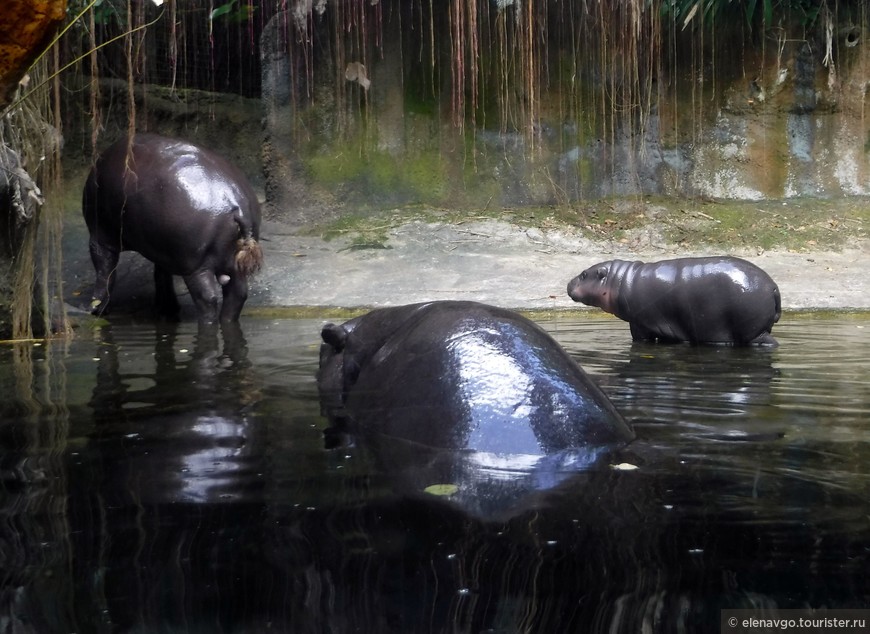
[596,266,608,281]
[321,323,348,351]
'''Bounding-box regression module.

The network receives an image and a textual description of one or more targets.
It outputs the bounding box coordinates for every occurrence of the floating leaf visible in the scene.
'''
[610,463,639,471]
[424,483,459,496]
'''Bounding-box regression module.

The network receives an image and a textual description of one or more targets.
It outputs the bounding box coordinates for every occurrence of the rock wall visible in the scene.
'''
[260,4,870,227]
[63,79,264,192]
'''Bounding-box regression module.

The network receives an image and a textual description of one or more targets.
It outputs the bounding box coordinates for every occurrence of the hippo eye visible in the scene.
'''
[580,271,587,280]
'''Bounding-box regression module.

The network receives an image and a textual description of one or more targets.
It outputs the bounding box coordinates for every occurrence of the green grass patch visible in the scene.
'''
[300,195,868,252]
[659,197,869,251]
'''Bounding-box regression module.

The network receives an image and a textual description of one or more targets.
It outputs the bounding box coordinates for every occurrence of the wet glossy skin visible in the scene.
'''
[318,301,634,455]
[82,133,262,322]
[567,256,781,345]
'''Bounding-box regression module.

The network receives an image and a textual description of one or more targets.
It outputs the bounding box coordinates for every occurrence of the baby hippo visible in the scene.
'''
[567,256,780,346]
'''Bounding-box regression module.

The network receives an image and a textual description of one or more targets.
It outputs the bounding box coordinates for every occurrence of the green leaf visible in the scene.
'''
[762,0,773,28]
[745,0,757,27]
[227,4,257,23]
[801,3,822,29]
[424,483,459,496]
[209,1,237,21]
[92,0,120,26]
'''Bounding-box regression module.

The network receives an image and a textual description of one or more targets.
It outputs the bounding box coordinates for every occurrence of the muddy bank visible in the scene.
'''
[62,203,869,319]
[250,218,868,313]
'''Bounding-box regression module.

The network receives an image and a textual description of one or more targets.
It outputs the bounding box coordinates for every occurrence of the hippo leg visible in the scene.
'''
[154,265,181,318]
[88,239,120,315]
[182,269,221,323]
[629,321,658,343]
[749,332,779,347]
[219,274,249,322]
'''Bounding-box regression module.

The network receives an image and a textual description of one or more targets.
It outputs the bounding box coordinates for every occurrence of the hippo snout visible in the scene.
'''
[567,275,589,303]
[566,277,580,300]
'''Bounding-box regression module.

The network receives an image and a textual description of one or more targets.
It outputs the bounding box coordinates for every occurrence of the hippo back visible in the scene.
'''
[317,301,635,520]
[318,301,633,455]
[618,257,781,344]
[82,133,260,275]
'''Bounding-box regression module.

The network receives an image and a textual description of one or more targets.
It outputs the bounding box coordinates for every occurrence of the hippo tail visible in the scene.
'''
[233,207,264,277]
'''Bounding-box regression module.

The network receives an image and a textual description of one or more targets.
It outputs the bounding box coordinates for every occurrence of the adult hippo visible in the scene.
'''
[567,256,780,346]
[317,301,634,518]
[82,133,263,323]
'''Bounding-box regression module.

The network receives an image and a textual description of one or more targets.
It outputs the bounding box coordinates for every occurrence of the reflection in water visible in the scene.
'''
[0,315,868,631]
[1,340,75,631]
[614,343,782,441]
[87,321,259,504]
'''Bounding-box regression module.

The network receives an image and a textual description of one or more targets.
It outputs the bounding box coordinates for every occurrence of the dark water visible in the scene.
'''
[1,313,868,633]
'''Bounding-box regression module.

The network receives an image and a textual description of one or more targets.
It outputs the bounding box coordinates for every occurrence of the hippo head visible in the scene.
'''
[567,262,614,312]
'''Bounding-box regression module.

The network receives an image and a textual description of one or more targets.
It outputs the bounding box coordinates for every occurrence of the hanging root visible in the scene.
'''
[235,237,264,277]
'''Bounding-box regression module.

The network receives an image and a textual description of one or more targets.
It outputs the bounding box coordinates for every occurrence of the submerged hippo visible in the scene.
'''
[318,300,632,454]
[567,256,781,346]
[82,133,263,323]
[317,301,634,519]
